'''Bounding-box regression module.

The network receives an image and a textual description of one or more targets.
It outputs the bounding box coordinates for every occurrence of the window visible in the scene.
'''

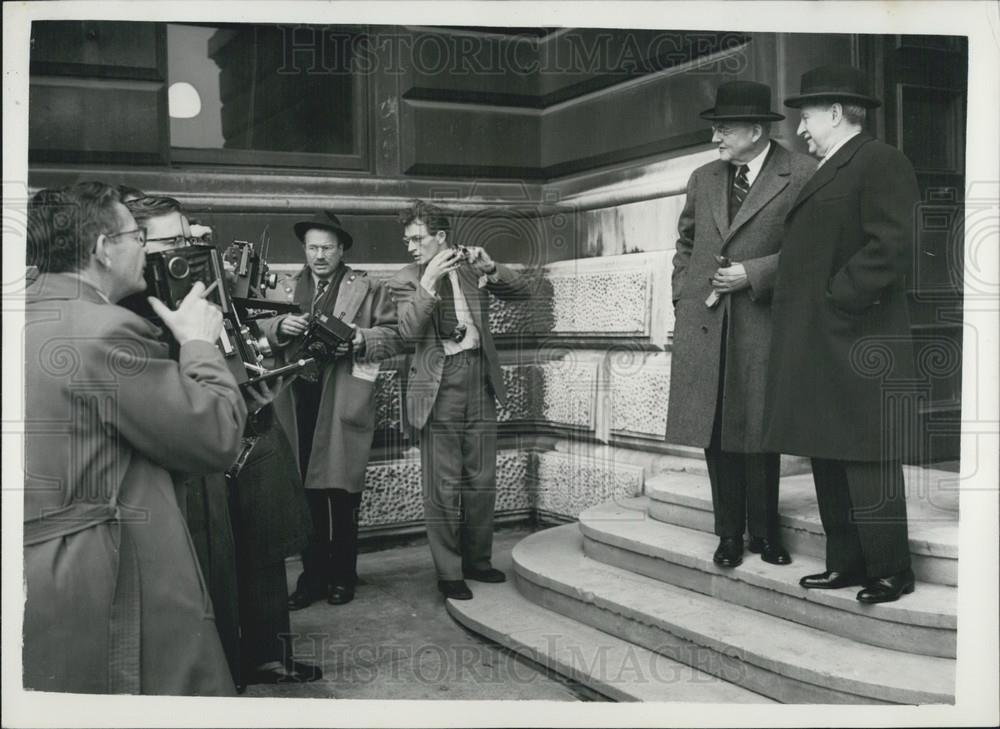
[167,23,367,169]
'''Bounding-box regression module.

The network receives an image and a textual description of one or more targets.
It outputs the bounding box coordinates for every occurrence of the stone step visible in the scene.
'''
[513,524,955,704]
[446,579,774,703]
[579,498,956,658]
[645,466,959,586]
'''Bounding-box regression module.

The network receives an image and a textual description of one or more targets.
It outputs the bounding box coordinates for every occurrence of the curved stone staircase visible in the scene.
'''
[448,462,958,703]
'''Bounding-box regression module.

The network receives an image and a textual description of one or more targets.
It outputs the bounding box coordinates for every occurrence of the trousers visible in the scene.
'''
[810,458,911,577]
[298,488,364,592]
[420,349,498,581]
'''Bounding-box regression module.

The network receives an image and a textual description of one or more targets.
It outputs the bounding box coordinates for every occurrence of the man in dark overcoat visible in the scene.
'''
[666,81,816,568]
[125,195,319,686]
[263,212,403,610]
[764,65,921,604]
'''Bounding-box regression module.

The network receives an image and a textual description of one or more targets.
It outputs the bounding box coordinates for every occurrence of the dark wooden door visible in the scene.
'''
[861,34,967,463]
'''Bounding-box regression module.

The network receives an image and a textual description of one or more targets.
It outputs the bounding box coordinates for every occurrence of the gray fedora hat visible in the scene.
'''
[699,81,785,122]
[293,211,354,250]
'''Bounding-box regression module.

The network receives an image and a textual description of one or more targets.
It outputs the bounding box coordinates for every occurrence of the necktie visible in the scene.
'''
[729,164,749,221]
[312,278,329,314]
[437,274,460,339]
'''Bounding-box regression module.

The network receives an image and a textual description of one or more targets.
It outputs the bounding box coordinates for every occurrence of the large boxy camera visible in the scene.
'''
[144,244,300,388]
[223,239,278,301]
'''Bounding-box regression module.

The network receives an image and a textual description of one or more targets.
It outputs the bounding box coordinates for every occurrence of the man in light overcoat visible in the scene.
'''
[263,212,403,610]
[666,81,816,568]
[24,182,244,695]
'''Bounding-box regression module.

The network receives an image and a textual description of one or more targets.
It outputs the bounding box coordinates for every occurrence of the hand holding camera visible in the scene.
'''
[279,313,310,338]
[462,246,498,277]
[148,281,223,345]
[420,248,463,289]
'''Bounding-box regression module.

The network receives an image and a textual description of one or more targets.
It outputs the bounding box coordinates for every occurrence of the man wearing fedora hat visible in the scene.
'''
[666,81,816,568]
[763,65,921,604]
[261,211,403,610]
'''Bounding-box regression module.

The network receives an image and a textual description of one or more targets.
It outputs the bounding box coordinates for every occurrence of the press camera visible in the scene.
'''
[144,243,314,388]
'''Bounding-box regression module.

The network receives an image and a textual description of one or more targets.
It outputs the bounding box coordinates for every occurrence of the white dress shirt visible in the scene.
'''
[738,140,772,187]
[422,269,481,355]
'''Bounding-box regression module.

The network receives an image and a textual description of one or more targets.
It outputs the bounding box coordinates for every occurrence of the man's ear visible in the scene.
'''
[830,102,844,127]
[93,233,112,267]
[436,230,447,246]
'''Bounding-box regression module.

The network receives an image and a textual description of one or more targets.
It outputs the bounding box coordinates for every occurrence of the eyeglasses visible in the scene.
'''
[305,245,341,255]
[711,125,737,137]
[402,234,429,246]
[145,234,203,247]
[106,227,147,246]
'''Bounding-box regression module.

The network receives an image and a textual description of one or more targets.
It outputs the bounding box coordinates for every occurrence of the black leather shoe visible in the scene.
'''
[438,579,473,600]
[462,567,507,583]
[250,659,323,684]
[287,588,322,611]
[747,537,792,565]
[856,569,915,604]
[712,537,743,567]
[327,585,355,605]
[799,570,866,590]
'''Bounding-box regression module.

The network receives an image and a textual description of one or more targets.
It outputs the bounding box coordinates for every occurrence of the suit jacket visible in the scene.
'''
[261,264,403,493]
[666,142,817,452]
[763,134,920,461]
[23,273,245,695]
[388,261,530,430]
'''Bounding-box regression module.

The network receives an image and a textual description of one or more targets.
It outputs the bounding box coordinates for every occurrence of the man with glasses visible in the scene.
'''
[265,211,403,611]
[24,181,244,694]
[666,82,816,569]
[125,195,322,686]
[388,200,531,602]
[126,195,202,252]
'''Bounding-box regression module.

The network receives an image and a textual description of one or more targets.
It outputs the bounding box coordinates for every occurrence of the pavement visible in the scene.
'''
[244,525,599,701]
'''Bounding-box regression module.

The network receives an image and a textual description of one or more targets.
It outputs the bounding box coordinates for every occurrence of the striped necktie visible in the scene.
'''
[729,164,749,222]
[312,278,329,314]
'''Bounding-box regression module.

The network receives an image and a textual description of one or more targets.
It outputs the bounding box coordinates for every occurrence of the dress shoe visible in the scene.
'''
[287,587,323,611]
[327,584,355,605]
[462,567,507,583]
[856,568,915,604]
[250,659,323,684]
[437,579,473,600]
[799,570,866,590]
[712,537,743,567]
[747,536,792,565]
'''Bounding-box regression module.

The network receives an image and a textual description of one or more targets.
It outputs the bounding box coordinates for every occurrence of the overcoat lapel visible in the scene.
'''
[292,267,313,312]
[786,133,871,217]
[723,145,791,246]
[709,164,731,240]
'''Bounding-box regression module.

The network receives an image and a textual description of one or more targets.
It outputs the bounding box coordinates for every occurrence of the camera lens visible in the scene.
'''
[167,256,190,279]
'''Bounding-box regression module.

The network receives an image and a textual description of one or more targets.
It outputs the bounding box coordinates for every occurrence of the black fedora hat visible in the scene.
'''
[784,64,881,109]
[293,211,354,250]
[699,81,785,122]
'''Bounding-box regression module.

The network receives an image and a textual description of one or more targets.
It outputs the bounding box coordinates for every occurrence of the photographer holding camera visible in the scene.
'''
[24,182,244,695]
[264,211,403,610]
[387,200,532,602]
[126,195,320,686]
